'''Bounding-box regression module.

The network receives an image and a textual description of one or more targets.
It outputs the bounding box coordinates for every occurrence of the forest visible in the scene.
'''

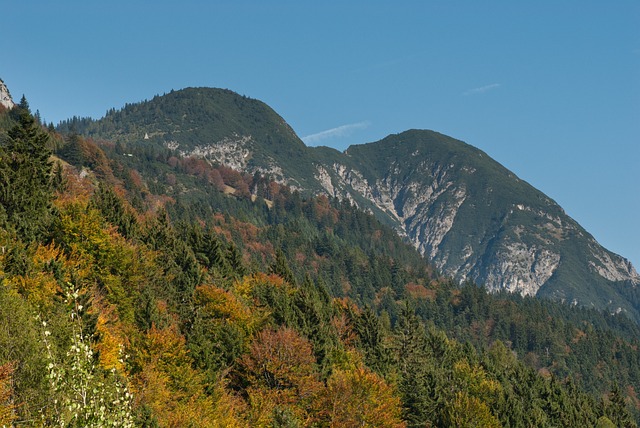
[0,99,638,426]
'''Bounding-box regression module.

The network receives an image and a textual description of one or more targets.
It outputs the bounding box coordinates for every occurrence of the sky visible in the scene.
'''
[2,1,639,268]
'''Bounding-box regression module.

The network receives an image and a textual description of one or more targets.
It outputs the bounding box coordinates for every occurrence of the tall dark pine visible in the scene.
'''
[395,303,438,427]
[0,106,53,241]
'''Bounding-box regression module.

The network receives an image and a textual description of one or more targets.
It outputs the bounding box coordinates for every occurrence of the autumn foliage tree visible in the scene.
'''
[239,326,323,425]
[0,362,16,427]
[321,367,405,428]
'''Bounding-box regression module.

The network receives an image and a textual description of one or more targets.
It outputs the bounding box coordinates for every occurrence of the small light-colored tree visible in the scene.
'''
[39,282,135,427]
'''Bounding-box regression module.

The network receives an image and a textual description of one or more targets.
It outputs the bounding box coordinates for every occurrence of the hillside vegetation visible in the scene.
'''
[0,100,638,426]
[58,88,640,323]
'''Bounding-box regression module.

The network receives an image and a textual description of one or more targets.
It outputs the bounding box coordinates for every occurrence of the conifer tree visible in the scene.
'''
[269,248,296,286]
[0,104,54,241]
[395,302,437,427]
[605,385,637,428]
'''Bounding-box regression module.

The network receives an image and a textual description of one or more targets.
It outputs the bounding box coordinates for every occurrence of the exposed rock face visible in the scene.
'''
[589,243,639,283]
[477,242,561,296]
[183,134,253,171]
[315,165,336,197]
[0,79,15,110]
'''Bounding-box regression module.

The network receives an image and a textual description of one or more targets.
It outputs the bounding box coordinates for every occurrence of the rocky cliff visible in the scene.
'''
[0,79,15,110]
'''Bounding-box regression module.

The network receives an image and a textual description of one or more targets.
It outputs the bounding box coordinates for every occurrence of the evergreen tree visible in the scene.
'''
[269,248,296,285]
[605,385,638,428]
[354,306,392,375]
[394,303,438,427]
[90,183,139,239]
[0,106,54,241]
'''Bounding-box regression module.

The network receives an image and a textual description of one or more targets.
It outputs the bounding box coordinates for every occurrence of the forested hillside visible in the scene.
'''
[58,87,640,323]
[1,100,638,426]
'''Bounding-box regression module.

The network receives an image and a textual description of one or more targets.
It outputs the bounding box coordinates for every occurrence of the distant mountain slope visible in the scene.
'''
[320,130,639,316]
[62,88,640,320]
[59,87,318,189]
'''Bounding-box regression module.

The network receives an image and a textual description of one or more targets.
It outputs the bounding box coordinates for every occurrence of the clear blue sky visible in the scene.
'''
[3,1,639,268]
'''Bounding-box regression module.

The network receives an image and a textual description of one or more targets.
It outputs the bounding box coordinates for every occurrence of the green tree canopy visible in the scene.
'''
[0,106,54,241]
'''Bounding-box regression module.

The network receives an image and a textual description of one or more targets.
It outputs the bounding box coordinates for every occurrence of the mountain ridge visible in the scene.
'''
[57,87,640,320]
[331,130,638,305]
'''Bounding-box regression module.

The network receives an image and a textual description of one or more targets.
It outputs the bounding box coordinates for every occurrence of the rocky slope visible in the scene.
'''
[0,78,15,110]
[60,87,640,320]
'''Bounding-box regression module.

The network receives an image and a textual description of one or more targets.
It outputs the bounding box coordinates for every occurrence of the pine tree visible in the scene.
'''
[269,248,296,286]
[0,106,54,241]
[605,385,637,428]
[395,302,438,427]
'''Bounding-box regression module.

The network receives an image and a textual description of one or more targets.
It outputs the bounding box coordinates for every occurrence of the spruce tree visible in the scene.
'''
[0,105,54,241]
[395,302,438,427]
[605,385,637,428]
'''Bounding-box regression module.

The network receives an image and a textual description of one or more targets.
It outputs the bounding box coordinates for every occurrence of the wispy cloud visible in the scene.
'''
[463,83,501,96]
[302,121,371,145]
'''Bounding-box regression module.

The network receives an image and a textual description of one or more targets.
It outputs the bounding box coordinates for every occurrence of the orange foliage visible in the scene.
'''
[331,312,357,348]
[572,328,587,344]
[129,169,144,188]
[92,293,128,371]
[626,385,640,410]
[311,194,339,224]
[404,282,435,300]
[538,367,552,379]
[231,218,260,246]
[55,166,94,203]
[294,252,306,264]
[133,324,245,427]
[0,362,16,427]
[240,326,323,416]
[267,182,280,200]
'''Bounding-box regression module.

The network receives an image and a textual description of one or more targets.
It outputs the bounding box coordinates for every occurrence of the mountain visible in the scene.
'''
[2,85,638,425]
[61,87,319,190]
[60,87,640,320]
[319,131,640,314]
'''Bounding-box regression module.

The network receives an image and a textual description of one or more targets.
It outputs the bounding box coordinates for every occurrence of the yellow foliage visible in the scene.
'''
[0,243,62,308]
[57,199,136,279]
[327,348,364,372]
[8,271,58,310]
[322,367,405,428]
[92,294,128,372]
[232,272,290,301]
[444,391,502,428]
[195,284,262,335]
[133,325,245,427]
[453,360,502,402]
[244,387,300,428]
